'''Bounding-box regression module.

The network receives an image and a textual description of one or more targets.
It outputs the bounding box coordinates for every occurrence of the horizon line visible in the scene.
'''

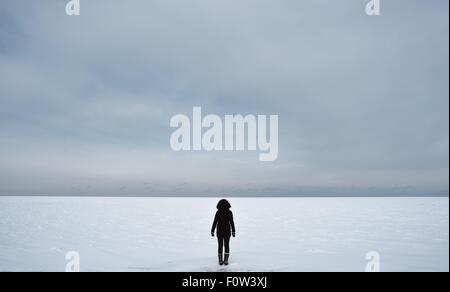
[0,194,448,198]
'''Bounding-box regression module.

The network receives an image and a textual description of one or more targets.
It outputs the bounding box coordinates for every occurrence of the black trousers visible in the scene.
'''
[218,236,230,254]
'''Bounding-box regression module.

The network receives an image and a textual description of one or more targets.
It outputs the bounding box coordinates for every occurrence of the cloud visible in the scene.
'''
[0,0,448,196]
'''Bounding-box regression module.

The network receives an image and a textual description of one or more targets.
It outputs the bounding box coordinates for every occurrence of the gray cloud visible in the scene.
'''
[0,0,448,196]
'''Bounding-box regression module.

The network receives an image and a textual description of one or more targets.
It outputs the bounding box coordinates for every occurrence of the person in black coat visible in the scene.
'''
[211,199,236,266]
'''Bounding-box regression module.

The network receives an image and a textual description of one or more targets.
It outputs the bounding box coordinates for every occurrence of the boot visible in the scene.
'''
[224,253,230,266]
[218,254,224,266]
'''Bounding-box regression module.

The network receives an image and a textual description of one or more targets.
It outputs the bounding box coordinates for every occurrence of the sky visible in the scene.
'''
[0,0,448,196]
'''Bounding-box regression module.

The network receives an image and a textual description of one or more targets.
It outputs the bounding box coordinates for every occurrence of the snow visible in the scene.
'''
[0,197,448,272]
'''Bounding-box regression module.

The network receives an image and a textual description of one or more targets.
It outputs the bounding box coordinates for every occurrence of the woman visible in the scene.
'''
[211,199,236,266]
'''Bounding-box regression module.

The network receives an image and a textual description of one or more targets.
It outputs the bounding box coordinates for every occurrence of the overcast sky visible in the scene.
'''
[0,0,448,196]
